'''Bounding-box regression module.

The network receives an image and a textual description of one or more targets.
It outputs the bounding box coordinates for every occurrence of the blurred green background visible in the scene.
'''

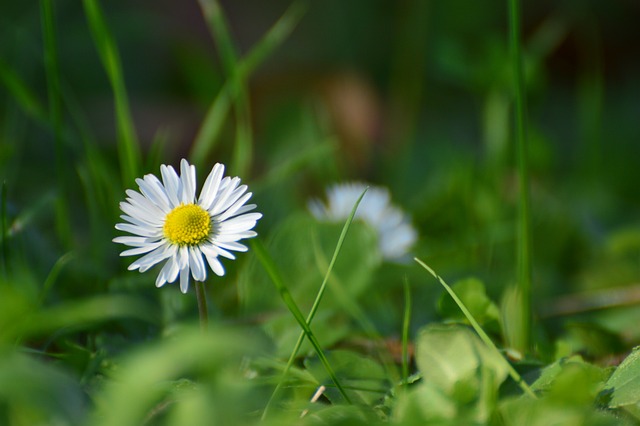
[2,0,640,424]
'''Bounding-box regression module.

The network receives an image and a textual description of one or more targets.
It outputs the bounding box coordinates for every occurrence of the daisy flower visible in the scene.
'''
[113,159,261,293]
[308,182,417,261]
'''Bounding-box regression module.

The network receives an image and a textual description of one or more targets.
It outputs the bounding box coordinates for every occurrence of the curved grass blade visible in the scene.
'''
[0,59,47,124]
[189,0,308,168]
[197,0,253,176]
[252,239,352,417]
[82,0,141,186]
[414,257,536,399]
[310,232,400,384]
[259,187,367,418]
[41,0,72,249]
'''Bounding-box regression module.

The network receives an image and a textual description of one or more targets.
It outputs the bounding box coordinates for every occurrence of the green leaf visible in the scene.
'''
[413,324,509,423]
[438,277,500,330]
[605,346,640,408]
[0,350,86,424]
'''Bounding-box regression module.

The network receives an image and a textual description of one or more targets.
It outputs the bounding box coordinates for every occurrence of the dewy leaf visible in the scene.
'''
[604,346,640,407]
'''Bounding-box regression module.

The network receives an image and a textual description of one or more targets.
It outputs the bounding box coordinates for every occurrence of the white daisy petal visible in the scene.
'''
[198,163,225,210]
[128,244,174,271]
[216,192,252,222]
[115,223,160,238]
[156,257,175,287]
[209,177,241,215]
[216,241,248,253]
[125,189,166,215]
[203,250,225,276]
[120,240,165,257]
[179,159,197,204]
[112,235,159,246]
[179,262,190,294]
[161,164,181,207]
[308,182,417,262]
[114,159,260,293]
[189,246,207,282]
[215,231,257,243]
[137,174,171,212]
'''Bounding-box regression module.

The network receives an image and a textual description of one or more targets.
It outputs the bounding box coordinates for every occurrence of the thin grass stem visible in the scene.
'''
[195,281,209,332]
[252,239,353,419]
[82,0,141,186]
[0,181,7,277]
[263,189,369,417]
[189,0,307,169]
[507,0,532,352]
[401,276,411,388]
[197,0,252,177]
[41,0,73,249]
[414,258,537,399]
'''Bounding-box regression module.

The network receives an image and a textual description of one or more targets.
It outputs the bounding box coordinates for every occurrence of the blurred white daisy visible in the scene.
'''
[308,182,417,261]
[113,159,261,293]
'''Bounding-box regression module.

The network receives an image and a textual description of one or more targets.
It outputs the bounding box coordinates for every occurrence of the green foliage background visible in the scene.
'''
[1,0,640,424]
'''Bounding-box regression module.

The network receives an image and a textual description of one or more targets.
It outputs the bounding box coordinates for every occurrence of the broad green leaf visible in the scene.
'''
[413,324,509,423]
[500,395,622,426]
[605,346,640,408]
[0,349,86,424]
[91,325,268,426]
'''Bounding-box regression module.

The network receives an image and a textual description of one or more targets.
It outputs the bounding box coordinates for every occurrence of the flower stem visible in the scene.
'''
[195,281,209,331]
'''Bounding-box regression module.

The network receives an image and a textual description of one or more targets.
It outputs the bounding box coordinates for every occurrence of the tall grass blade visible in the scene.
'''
[189,0,307,169]
[41,0,72,249]
[83,0,141,186]
[507,0,532,352]
[260,187,367,418]
[252,239,352,417]
[39,252,74,304]
[197,0,252,176]
[401,276,411,388]
[0,59,47,124]
[414,257,537,399]
[310,233,400,383]
[0,181,8,277]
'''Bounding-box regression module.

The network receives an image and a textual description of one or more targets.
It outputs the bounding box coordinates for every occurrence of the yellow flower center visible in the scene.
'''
[163,203,211,246]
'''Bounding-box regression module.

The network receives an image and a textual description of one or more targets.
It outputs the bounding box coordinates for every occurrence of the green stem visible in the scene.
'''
[508,0,532,352]
[195,281,209,331]
[401,276,411,388]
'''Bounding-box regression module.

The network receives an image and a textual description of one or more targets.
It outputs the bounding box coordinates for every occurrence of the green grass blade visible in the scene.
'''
[507,0,532,352]
[260,187,368,418]
[310,233,400,384]
[82,0,141,186]
[401,276,411,388]
[41,0,72,249]
[0,59,47,124]
[189,0,307,169]
[251,239,352,415]
[197,0,252,176]
[39,252,74,304]
[414,257,536,399]
[0,181,8,277]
